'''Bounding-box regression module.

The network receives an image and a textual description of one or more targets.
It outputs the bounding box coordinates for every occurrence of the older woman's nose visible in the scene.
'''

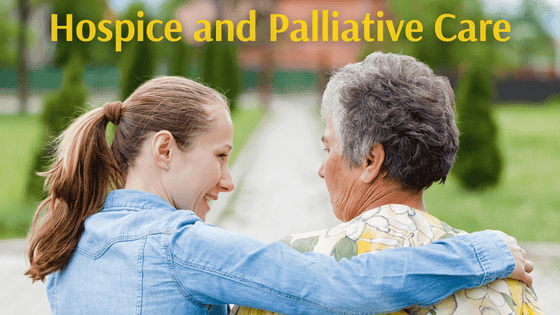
[318,161,325,179]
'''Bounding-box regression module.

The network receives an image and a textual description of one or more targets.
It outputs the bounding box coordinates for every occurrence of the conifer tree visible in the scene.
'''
[27,54,88,199]
[119,2,157,100]
[372,0,504,190]
[161,0,193,78]
[169,41,192,77]
[453,65,502,189]
[200,28,242,111]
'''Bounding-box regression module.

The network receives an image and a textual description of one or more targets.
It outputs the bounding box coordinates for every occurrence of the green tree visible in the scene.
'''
[119,2,157,100]
[160,0,193,77]
[454,64,502,189]
[0,7,16,66]
[168,43,192,77]
[0,2,24,113]
[0,5,18,68]
[16,0,31,115]
[27,0,105,199]
[373,0,504,190]
[51,0,105,66]
[200,28,242,111]
[27,54,88,199]
[493,0,558,73]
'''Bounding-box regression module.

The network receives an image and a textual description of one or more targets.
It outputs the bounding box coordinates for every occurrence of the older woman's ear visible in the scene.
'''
[360,143,385,184]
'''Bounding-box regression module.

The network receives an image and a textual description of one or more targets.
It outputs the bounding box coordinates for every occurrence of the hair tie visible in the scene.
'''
[102,101,123,125]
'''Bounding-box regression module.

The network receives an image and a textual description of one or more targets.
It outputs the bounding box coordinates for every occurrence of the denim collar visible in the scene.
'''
[102,189,177,213]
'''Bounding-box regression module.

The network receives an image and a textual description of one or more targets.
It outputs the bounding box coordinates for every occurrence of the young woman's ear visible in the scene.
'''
[360,143,385,184]
[151,130,175,171]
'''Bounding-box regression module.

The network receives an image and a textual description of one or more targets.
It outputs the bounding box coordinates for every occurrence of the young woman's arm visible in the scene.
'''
[170,221,517,315]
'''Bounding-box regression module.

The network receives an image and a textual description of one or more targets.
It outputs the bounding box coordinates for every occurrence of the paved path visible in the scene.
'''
[205,92,340,241]
[0,239,50,315]
[1,93,559,314]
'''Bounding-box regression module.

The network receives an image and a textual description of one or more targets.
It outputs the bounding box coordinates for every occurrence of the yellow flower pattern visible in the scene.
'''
[233,205,544,315]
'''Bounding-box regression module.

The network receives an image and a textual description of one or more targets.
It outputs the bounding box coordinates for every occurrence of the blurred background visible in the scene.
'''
[0,0,559,312]
[2,0,559,241]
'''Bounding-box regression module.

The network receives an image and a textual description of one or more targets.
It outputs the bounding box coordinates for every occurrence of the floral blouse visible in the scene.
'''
[234,204,544,315]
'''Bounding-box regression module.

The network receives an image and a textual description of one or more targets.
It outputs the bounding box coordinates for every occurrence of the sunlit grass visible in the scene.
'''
[425,101,560,241]
[0,114,43,238]
[230,107,265,165]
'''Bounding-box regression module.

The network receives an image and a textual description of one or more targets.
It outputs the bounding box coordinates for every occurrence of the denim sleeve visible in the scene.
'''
[169,222,514,315]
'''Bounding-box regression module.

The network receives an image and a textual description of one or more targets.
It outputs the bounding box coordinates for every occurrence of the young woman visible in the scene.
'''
[26,76,530,314]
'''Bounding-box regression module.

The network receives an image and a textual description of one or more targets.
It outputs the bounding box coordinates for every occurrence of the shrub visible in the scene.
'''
[200,28,242,111]
[27,54,88,200]
[453,65,503,189]
[119,3,157,100]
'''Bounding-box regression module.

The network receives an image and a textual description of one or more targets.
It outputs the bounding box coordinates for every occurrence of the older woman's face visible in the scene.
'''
[318,118,367,222]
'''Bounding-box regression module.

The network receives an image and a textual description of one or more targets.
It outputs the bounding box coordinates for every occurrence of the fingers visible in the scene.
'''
[510,257,533,287]
[520,269,533,287]
[525,259,534,274]
[489,230,535,287]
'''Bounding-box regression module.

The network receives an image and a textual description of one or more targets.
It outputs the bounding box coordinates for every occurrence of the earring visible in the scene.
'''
[165,165,169,171]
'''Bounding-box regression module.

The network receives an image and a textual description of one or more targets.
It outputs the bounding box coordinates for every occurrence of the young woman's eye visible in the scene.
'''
[218,154,228,161]
[323,148,330,153]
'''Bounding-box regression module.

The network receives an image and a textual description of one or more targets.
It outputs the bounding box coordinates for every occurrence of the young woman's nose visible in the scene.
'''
[220,166,235,192]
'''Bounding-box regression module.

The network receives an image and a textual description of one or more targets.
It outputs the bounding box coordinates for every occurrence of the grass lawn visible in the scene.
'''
[0,106,264,239]
[0,114,43,238]
[425,100,560,242]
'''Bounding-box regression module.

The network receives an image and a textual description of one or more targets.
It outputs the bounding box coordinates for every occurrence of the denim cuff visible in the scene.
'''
[464,230,516,286]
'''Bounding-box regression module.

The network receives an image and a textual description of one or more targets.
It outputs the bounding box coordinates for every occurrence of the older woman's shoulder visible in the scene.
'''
[278,204,468,261]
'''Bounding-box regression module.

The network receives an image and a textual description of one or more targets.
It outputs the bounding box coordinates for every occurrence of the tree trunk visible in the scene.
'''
[316,51,330,109]
[255,1,276,109]
[258,45,274,109]
[17,0,30,115]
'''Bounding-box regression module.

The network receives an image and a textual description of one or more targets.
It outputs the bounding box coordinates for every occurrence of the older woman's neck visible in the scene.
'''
[348,179,426,222]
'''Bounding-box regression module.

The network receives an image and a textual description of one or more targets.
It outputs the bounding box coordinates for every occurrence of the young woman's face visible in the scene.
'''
[167,104,234,220]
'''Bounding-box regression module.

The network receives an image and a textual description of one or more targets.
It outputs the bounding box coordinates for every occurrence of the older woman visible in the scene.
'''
[235,52,542,314]
[25,76,531,314]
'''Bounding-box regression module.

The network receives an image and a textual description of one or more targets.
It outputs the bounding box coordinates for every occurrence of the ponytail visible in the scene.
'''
[25,102,124,282]
[25,76,227,282]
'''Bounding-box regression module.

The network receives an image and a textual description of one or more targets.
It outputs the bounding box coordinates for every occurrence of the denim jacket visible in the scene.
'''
[46,189,515,315]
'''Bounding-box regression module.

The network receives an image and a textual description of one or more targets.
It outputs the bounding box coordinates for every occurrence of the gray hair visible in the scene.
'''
[321,52,459,190]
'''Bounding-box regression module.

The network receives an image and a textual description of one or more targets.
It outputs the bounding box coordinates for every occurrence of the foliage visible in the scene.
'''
[119,2,157,100]
[453,65,502,189]
[160,0,193,77]
[424,100,560,242]
[51,0,106,66]
[200,28,242,111]
[168,40,192,77]
[491,0,558,72]
[26,53,88,200]
[373,0,503,189]
[380,0,500,74]
[0,6,17,66]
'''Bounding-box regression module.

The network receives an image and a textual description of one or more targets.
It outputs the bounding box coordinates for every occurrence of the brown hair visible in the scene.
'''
[25,76,227,282]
